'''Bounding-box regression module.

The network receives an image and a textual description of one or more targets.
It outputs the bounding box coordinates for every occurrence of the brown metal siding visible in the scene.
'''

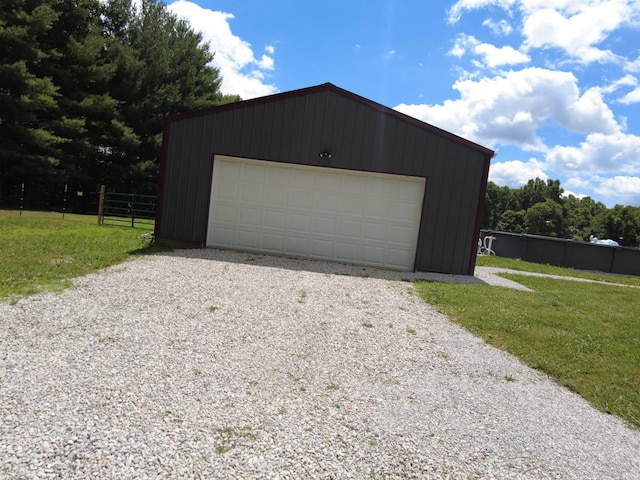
[157,84,492,274]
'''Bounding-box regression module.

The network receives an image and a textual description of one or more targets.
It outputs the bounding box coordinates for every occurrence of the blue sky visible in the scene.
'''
[166,0,640,207]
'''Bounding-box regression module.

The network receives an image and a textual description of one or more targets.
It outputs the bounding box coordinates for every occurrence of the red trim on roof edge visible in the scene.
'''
[163,83,495,157]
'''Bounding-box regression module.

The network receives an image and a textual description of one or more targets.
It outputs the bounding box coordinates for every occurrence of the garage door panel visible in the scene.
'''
[362,245,385,263]
[315,171,341,191]
[339,196,364,216]
[237,230,259,248]
[214,204,237,223]
[262,233,284,251]
[268,166,290,185]
[212,227,235,245]
[388,225,416,243]
[367,177,395,197]
[290,189,313,209]
[387,249,414,268]
[239,207,261,226]
[391,202,422,221]
[287,236,309,254]
[244,163,266,181]
[363,222,387,239]
[265,211,286,229]
[364,199,391,218]
[207,156,424,271]
[219,160,241,180]
[265,188,287,206]
[313,194,338,214]
[217,181,239,201]
[338,219,362,239]
[292,170,315,188]
[336,243,359,261]
[343,173,367,189]
[313,217,336,235]
[240,184,263,203]
[311,239,334,258]
[287,213,311,233]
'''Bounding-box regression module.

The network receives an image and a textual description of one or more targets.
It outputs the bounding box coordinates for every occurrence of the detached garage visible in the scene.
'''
[155,83,494,275]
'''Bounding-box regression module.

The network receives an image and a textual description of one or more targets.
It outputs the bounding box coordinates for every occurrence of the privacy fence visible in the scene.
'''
[480,229,640,277]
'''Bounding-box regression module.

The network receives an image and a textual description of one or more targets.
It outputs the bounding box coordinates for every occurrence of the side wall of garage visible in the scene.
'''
[156,85,492,274]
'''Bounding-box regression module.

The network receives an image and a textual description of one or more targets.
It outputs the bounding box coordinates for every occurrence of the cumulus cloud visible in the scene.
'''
[619,87,640,104]
[488,158,549,187]
[168,0,277,99]
[450,34,530,67]
[450,0,637,65]
[626,55,640,72]
[395,67,619,150]
[482,18,513,36]
[595,176,640,206]
[521,2,626,64]
[603,74,640,104]
[546,132,640,175]
[448,0,516,23]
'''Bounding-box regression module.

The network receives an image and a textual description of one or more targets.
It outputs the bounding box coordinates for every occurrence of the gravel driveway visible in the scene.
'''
[1,249,639,479]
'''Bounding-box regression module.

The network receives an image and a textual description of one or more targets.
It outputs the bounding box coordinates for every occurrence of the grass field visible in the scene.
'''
[416,256,640,429]
[0,210,160,299]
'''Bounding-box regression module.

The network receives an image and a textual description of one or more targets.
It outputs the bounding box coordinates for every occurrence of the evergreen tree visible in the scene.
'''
[104,0,222,192]
[0,0,64,189]
[36,0,139,189]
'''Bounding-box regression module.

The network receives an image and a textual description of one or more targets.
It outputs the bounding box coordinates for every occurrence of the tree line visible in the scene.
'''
[0,0,240,203]
[483,178,640,248]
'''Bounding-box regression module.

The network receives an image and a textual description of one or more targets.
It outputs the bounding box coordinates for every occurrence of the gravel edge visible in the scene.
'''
[1,249,639,479]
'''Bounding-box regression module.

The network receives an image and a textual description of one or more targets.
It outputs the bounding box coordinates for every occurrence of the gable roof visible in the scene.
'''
[165,82,494,157]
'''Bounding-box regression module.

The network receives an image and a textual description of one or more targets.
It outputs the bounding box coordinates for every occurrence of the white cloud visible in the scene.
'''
[595,176,640,206]
[450,34,530,67]
[264,45,276,55]
[603,75,640,104]
[489,158,549,187]
[395,67,619,150]
[521,3,627,64]
[619,87,640,104]
[475,42,531,67]
[450,0,637,65]
[482,18,513,36]
[448,0,516,23]
[602,74,637,93]
[626,55,640,72]
[168,0,277,99]
[546,132,640,175]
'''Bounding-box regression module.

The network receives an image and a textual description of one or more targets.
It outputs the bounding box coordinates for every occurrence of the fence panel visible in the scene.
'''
[99,190,156,229]
[480,229,640,277]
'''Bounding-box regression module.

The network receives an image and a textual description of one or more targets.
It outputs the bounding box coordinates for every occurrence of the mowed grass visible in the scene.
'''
[415,256,640,429]
[0,210,161,299]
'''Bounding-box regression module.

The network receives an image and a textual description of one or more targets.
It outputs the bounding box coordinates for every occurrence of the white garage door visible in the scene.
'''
[206,155,425,270]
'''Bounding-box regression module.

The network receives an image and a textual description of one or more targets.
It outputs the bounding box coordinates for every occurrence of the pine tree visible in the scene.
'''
[103,0,222,192]
[0,0,65,190]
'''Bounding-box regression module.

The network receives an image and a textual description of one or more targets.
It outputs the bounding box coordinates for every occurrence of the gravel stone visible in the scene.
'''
[1,248,639,479]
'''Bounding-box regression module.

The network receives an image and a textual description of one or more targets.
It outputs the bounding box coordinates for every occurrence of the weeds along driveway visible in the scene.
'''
[1,248,639,479]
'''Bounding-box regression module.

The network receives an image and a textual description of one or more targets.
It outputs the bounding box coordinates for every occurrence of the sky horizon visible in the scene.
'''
[165,0,640,208]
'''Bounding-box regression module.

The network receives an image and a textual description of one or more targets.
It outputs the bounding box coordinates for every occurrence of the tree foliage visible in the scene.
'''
[0,0,231,201]
[483,178,640,248]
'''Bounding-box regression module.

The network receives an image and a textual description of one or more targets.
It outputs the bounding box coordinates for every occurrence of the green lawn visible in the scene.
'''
[415,256,640,429]
[0,210,162,299]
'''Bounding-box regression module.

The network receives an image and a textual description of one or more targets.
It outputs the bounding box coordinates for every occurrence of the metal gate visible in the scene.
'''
[98,188,156,229]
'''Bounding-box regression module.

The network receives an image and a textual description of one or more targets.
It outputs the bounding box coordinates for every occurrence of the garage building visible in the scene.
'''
[155,83,493,275]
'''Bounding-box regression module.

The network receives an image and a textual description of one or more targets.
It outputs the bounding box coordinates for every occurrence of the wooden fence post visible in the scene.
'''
[97,185,106,225]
